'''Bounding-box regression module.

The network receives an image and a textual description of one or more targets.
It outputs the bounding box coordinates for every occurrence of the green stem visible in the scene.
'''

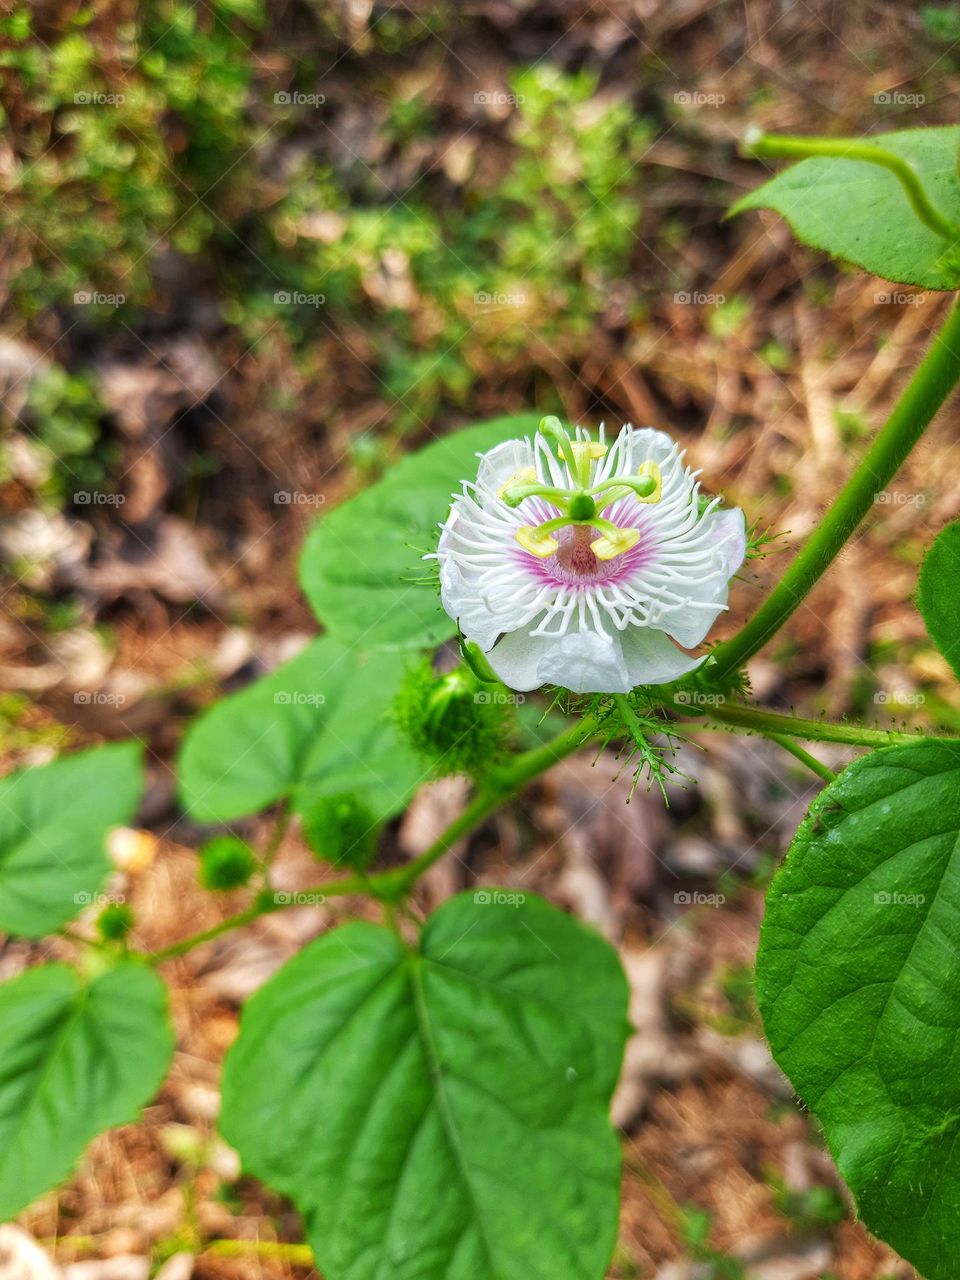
[709,295,960,682]
[688,699,948,748]
[766,733,837,783]
[152,713,600,962]
[744,132,960,242]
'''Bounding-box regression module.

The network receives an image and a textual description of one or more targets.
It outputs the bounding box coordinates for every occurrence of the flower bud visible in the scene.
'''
[393,659,509,778]
[198,835,257,890]
[97,902,134,941]
[300,792,379,871]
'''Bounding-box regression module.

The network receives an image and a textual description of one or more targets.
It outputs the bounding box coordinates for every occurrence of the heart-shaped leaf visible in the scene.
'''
[221,890,629,1280]
[299,414,541,648]
[0,743,143,937]
[918,520,960,680]
[757,740,960,1280]
[178,636,423,824]
[0,961,174,1219]
[733,126,960,289]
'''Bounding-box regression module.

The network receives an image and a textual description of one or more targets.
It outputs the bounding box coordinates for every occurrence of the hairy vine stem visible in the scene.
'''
[708,294,960,682]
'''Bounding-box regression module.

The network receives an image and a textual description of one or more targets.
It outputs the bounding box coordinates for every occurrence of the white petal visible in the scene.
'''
[660,507,747,649]
[475,437,535,499]
[439,548,503,650]
[485,627,630,693]
[619,626,704,686]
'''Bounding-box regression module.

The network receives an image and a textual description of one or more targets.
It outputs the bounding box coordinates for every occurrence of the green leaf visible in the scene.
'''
[918,520,960,679]
[221,890,629,1280]
[178,636,422,824]
[0,961,174,1220]
[0,743,143,937]
[733,126,960,289]
[299,414,541,648]
[756,740,960,1280]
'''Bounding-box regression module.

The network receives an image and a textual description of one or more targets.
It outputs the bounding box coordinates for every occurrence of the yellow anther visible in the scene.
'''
[515,525,559,558]
[497,467,538,500]
[560,441,607,464]
[593,527,641,561]
[635,460,662,504]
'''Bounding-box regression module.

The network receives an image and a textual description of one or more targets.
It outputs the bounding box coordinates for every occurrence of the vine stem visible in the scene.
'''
[151,712,600,962]
[687,698,951,748]
[708,294,960,683]
[743,132,960,241]
[766,734,837,783]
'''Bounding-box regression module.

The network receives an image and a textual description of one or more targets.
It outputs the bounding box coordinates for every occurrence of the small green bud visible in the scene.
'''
[301,792,379,871]
[198,835,257,891]
[97,902,134,941]
[394,659,509,778]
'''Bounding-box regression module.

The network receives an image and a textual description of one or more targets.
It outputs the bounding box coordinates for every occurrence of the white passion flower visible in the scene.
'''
[435,417,746,695]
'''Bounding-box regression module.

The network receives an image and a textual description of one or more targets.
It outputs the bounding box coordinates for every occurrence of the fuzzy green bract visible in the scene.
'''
[299,413,540,648]
[221,891,629,1280]
[733,126,960,289]
[0,962,174,1220]
[756,740,960,1280]
[0,743,143,937]
[918,520,960,679]
[177,636,422,824]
